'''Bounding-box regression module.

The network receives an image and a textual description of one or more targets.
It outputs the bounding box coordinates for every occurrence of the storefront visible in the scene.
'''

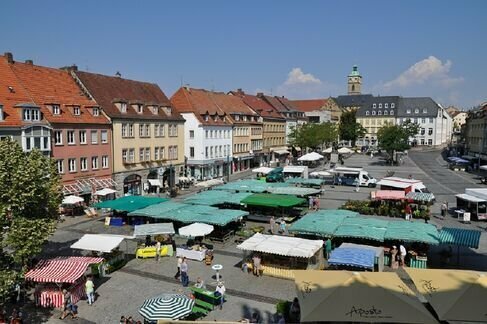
[123,174,142,195]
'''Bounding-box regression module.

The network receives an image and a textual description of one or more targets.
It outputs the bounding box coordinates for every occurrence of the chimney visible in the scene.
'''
[237,88,244,95]
[115,71,121,78]
[25,60,33,65]
[4,52,13,63]
[60,64,78,72]
[257,92,264,98]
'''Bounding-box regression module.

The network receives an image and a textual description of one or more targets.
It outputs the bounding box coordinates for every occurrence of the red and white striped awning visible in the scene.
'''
[372,190,405,201]
[25,256,104,283]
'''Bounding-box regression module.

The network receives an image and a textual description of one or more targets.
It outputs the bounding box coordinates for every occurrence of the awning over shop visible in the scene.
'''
[183,190,252,206]
[266,187,321,197]
[25,257,104,283]
[128,201,186,217]
[213,180,288,193]
[328,247,375,269]
[288,210,358,237]
[384,221,439,245]
[333,217,388,242]
[406,191,435,203]
[147,179,163,187]
[237,233,323,258]
[94,196,168,212]
[372,190,405,200]
[439,227,482,249]
[241,193,306,208]
[71,234,131,253]
[94,188,117,196]
[273,150,290,155]
[251,167,274,175]
[134,223,175,237]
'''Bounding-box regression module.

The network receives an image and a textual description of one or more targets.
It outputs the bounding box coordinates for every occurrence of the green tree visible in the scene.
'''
[338,110,366,147]
[288,122,337,151]
[377,121,419,164]
[0,138,61,302]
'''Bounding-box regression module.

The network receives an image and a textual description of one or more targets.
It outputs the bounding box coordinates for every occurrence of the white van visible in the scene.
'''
[329,167,377,187]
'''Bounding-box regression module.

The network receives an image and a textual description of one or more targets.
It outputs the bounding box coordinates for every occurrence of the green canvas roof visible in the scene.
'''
[127,201,187,216]
[439,227,481,248]
[241,193,306,208]
[184,190,252,206]
[213,180,288,193]
[94,196,168,212]
[333,217,389,241]
[289,210,359,236]
[285,178,325,186]
[384,221,439,245]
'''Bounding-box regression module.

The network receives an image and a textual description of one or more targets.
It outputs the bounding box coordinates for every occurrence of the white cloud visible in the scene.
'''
[284,68,321,85]
[383,56,464,90]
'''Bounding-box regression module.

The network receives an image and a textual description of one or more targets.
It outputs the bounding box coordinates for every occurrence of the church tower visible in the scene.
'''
[347,65,362,95]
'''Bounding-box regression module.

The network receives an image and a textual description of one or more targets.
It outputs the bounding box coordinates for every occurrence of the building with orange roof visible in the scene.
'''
[3,53,115,198]
[171,87,233,180]
[0,53,51,154]
[291,98,342,123]
[232,90,287,166]
[72,70,185,196]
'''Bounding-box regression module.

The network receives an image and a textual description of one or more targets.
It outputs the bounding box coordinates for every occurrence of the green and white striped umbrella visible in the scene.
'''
[139,293,195,321]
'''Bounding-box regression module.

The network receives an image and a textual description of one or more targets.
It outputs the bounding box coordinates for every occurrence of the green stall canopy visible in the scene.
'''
[289,210,359,237]
[94,196,168,212]
[241,193,306,208]
[385,221,439,245]
[213,180,288,193]
[439,227,481,249]
[184,190,252,206]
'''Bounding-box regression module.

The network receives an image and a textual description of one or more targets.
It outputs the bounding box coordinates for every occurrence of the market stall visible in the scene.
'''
[183,190,252,208]
[241,193,307,222]
[283,165,309,179]
[285,178,326,188]
[133,223,176,259]
[335,243,385,272]
[236,233,324,280]
[288,209,358,237]
[213,179,288,193]
[456,188,487,220]
[328,246,376,271]
[266,186,322,197]
[25,256,104,308]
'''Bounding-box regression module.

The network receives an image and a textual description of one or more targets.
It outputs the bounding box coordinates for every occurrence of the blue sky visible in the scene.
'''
[1,0,485,108]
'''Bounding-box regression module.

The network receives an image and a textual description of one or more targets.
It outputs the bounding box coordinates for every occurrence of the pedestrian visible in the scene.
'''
[155,240,161,262]
[399,244,407,267]
[60,290,72,320]
[288,297,301,323]
[252,254,261,277]
[194,277,206,289]
[85,275,95,305]
[174,256,182,280]
[324,238,332,259]
[269,216,276,235]
[215,281,226,310]
[313,197,320,211]
[405,204,412,221]
[280,219,287,235]
[390,245,399,269]
[308,196,314,210]
[355,177,360,192]
[441,201,448,218]
[180,257,189,287]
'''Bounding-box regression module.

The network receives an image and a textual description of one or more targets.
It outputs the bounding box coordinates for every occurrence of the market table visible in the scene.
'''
[176,247,207,261]
[35,280,85,308]
[189,287,220,307]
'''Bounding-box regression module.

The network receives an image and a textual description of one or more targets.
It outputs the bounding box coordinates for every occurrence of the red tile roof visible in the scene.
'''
[170,87,232,126]
[8,60,109,125]
[74,71,182,121]
[230,91,284,120]
[208,92,258,123]
[0,56,38,127]
[291,99,328,112]
[261,95,289,113]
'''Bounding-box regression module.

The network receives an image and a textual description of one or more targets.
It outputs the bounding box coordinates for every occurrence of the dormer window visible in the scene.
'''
[93,107,99,116]
[378,110,382,116]
[204,114,209,122]
[73,106,80,116]
[23,108,40,121]
[391,103,395,108]
[121,103,127,113]
[365,111,370,116]
[235,115,240,121]
[384,103,388,108]
[137,105,143,114]
[161,106,171,116]
[422,108,427,114]
[372,111,376,116]
[390,110,394,115]
[152,106,159,115]
[414,108,419,114]
[383,110,388,115]
[378,103,382,108]
[53,105,60,115]
[213,115,218,122]
[372,103,376,108]
[243,115,248,121]
[406,109,411,114]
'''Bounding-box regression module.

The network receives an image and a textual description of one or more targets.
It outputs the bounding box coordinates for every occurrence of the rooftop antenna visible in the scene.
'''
[180,76,183,88]
[210,79,215,91]
[270,88,273,96]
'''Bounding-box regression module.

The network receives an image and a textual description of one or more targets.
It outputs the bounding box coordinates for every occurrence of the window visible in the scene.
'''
[428,139,433,145]
[139,124,150,137]
[93,107,99,116]
[53,105,60,115]
[420,139,425,145]
[429,118,434,123]
[23,126,50,151]
[102,156,109,168]
[121,103,127,113]
[423,108,427,114]
[137,105,143,114]
[372,111,376,115]
[168,146,178,160]
[80,157,88,171]
[54,131,63,145]
[390,110,394,115]
[92,156,99,170]
[391,103,395,108]
[235,115,240,121]
[56,160,64,174]
[154,147,160,160]
[384,103,388,108]
[189,130,194,139]
[23,109,40,121]
[372,103,376,108]
[379,103,382,108]
[365,111,370,116]
[383,110,388,116]
[205,147,208,158]
[128,149,135,162]
[139,148,145,161]
[205,130,209,138]
[128,124,134,137]
[155,124,165,137]
[67,131,75,144]
[190,147,195,158]
[428,128,433,135]
[145,148,150,161]
[420,128,425,135]
[414,108,419,113]
[204,114,209,121]
[122,149,128,163]
[68,159,76,172]
[169,124,178,137]
[91,130,98,144]
[159,147,165,160]
[378,111,382,116]
[79,130,87,144]
[101,130,108,143]
[122,124,128,138]
[73,106,80,116]
[406,109,411,114]
[421,118,426,124]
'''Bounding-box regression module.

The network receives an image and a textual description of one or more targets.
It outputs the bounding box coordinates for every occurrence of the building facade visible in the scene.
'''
[348,65,362,95]
[74,70,185,196]
[291,99,333,123]
[171,87,232,180]
[356,96,399,146]
[464,103,487,156]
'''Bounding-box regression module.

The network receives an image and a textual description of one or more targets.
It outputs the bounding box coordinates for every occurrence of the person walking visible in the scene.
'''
[441,201,448,218]
[405,204,412,221]
[215,282,226,310]
[355,177,360,192]
[269,216,276,235]
[155,240,161,262]
[308,196,314,210]
[174,256,182,280]
[313,197,320,211]
[324,238,332,259]
[180,257,189,287]
[390,246,399,270]
[85,275,95,305]
[399,244,407,267]
[252,254,261,277]
[280,219,287,235]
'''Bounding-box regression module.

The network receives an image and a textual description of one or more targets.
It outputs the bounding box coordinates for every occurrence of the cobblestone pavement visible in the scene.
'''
[21,150,487,323]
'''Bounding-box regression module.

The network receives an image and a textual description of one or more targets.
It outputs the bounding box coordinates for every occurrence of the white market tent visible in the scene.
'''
[310,171,332,177]
[252,167,274,175]
[377,179,413,189]
[465,188,487,200]
[337,147,353,154]
[147,179,163,187]
[178,223,214,237]
[94,188,117,196]
[195,178,225,188]
[298,152,324,162]
[62,195,84,205]
[322,147,333,153]
[70,234,133,253]
[134,223,175,237]
[237,233,323,258]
